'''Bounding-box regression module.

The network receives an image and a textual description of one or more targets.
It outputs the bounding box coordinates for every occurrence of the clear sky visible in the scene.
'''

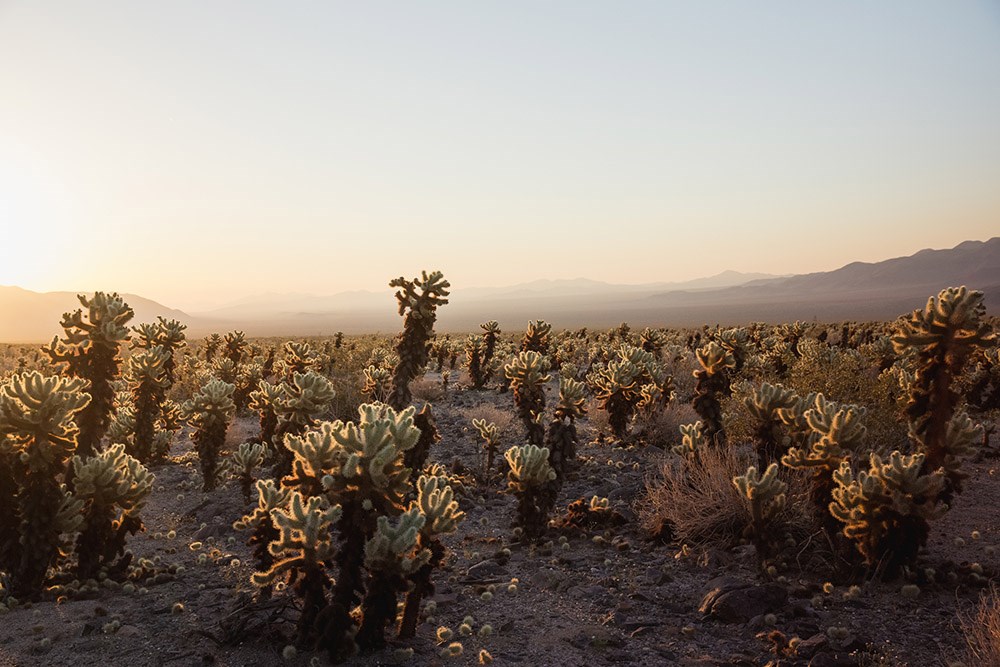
[1,1,998,311]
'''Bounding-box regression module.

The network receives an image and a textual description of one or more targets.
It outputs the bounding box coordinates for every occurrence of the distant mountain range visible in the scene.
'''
[1,238,997,342]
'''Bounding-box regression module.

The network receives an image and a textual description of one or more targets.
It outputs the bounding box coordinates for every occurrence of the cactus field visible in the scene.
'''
[0,280,998,666]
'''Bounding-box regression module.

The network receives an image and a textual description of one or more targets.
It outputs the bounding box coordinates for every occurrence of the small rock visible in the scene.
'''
[699,581,787,623]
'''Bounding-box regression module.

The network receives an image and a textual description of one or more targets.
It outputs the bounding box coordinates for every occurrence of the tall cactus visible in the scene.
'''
[892,286,994,500]
[125,346,170,463]
[386,271,450,411]
[505,444,557,540]
[131,317,187,388]
[183,379,236,491]
[44,292,134,458]
[252,491,342,645]
[72,443,153,579]
[504,351,551,447]
[0,372,90,597]
[521,320,552,355]
[830,452,945,575]
[745,382,798,468]
[692,341,736,446]
[398,474,465,639]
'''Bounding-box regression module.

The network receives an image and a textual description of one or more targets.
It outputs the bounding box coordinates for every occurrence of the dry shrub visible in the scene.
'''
[410,375,445,403]
[635,401,700,449]
[461,404,516,443]
[960,584,1000,666]
[639,445,812,550]
[639,446,751,548]
[585,397,611,439]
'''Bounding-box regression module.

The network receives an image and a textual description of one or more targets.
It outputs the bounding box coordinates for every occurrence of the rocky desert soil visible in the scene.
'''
[0,373,996,667]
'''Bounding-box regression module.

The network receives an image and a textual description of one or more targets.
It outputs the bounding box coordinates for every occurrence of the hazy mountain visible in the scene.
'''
[0,286,196,343]
[1,240,996,341]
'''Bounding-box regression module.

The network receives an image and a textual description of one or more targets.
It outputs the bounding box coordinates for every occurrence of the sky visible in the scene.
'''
[1,1,998,311]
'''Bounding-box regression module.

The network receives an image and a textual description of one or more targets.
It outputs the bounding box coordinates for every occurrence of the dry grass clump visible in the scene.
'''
[639,444,811,550]
[410,375,445,402]
[960,584,1000,666]
[639,446,751,547]
[635,401,700,449]
[462,404,516,440]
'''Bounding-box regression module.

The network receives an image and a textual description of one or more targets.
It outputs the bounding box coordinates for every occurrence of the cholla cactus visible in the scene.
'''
[0,371,90,597]
[272,371,336,478]
[44,292,133,458]
[314,404,421,660]
[480,320,501,382]
[782,395,867,535]
[356,508,431,649]
[229,442,266,503]
[203,333,222,362]
[521,320,552,355]
[125,346,170,463]
[399,474,465,638]
[131,317,187,387]
[362,365,392,403]
[223,330,248,365]
[248,380,282,449]
[640,328,667,355]
[692,341,735,445]
[465,335,488,390]
[183,379,236,491]
[234,479,292,591]
[545,377,588,484]
[830,452,945,575]
[280,341,320,381]
[733,463,788,561]
[505,351,551,446]
[588,345,664,438]
[72,443,153,579]
[473,418,500,480]
[387,271,450,410]
[892,286,994,501]
[745,382,798,468]
[505,444,557,539]
[673,421,707,461]
[252,491,342,644]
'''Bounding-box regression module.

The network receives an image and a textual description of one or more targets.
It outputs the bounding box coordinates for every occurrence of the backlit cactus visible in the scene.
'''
[362,365,392,403]
[248,380,282,449]
[280,341,320,381]
[733,463,787,561]
[673,421,707,461]
[505,351,551,446]
[830,452,945,575]
[252,491,342,644]
[465,335,488,390]
[745,382,798,467]
[229,442,266,503]
[473,418,500,479]
[234,479,292,591]
[588,345,664,438]
[480,320,501,383]
[545,377,588,484]
[892,286,994,501]
[125,346,170,463]
[692,341,736,445]
[44,292,133,458]
[72,443,153,579]
[272,371,336,478]
[356,508,430,649]
[387,271,450,410]
[505,444,557,539]
[782,394,867,535]
[183,379,236,491]
[521,320,552,355]
[398,474,465,638]
[0,371,90,597]
[131,317,187,388]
